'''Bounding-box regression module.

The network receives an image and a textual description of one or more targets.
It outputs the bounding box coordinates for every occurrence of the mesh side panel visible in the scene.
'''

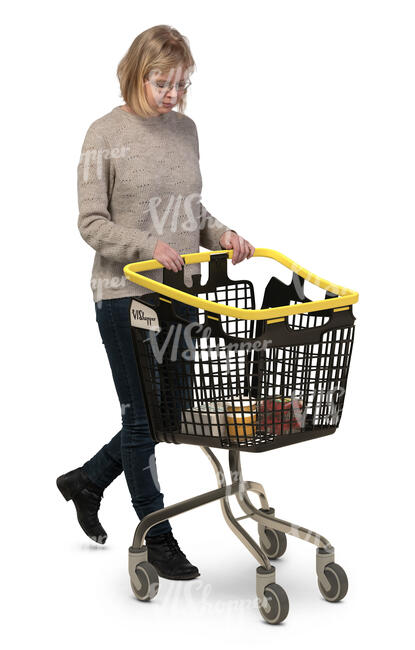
[287,300,331,330]
[199,281,255,338]
[131,281,355,453]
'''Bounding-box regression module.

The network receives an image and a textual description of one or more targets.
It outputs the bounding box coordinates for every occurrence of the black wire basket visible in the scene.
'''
[126,249,357,453]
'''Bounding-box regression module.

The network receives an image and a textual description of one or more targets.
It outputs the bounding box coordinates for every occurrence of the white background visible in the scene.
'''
[2,1,414,648]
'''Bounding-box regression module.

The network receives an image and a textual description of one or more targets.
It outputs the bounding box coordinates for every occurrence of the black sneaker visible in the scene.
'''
[146,531,200,580]
[56,467,107,544]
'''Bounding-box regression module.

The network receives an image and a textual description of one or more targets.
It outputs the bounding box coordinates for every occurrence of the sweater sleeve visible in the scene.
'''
[192,123,235,250]
[199,202,236,251]
[77,126,158,263]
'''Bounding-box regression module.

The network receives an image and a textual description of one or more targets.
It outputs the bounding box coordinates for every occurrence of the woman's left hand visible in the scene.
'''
[219,230,255,264]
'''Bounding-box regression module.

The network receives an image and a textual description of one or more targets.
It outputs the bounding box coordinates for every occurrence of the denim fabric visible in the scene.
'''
[82,293,199,538]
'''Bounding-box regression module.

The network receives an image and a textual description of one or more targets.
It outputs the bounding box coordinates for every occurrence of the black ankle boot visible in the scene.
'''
[146,531,200,580]
[56,467,107,544]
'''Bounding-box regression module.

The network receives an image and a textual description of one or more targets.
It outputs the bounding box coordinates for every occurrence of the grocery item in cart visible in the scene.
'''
[226,399,257,437]
[181,401,227,437]
[257,396,304,435]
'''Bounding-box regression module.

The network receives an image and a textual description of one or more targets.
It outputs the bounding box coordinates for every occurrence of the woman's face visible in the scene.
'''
[144,66,190,114]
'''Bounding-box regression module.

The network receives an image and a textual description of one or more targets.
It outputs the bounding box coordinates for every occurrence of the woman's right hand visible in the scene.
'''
[153,240,185,272]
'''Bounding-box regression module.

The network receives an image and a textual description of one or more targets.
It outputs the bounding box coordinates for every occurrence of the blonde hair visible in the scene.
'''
[117,25,195,119]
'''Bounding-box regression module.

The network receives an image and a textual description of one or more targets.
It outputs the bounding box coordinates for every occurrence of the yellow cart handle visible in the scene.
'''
[123,248,359,321]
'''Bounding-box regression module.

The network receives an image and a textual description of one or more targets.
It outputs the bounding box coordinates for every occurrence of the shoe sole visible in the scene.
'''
[154,568,201,580]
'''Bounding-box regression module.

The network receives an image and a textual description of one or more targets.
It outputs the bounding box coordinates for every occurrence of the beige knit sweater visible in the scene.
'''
[77,106,233,302]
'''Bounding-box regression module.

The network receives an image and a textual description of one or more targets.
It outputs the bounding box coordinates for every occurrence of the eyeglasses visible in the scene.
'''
[146,78,192,93]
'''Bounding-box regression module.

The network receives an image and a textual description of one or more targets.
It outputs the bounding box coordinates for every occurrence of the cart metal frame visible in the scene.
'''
[129,446,340,621]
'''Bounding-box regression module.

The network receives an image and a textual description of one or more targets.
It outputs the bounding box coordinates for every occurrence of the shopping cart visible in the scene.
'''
[123,248,358,624]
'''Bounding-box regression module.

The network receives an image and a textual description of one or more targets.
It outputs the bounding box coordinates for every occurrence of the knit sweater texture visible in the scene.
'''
[77,106,233,302]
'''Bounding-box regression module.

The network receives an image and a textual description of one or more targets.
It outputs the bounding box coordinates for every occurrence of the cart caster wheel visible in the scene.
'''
[259,527,287,560]
[258,583,289,624]
[318,562,348,602]
[130,561,159,601]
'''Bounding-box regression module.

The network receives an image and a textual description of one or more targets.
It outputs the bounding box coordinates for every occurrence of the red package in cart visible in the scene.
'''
[257,397,304,434]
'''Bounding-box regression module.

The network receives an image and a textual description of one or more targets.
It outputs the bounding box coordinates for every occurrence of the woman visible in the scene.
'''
[57,25,255,581]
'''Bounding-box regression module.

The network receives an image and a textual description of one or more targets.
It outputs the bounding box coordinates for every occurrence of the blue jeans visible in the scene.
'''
[82,293,198,538]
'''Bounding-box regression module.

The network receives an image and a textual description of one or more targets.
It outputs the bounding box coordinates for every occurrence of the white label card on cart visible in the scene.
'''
[130,300,161,332]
